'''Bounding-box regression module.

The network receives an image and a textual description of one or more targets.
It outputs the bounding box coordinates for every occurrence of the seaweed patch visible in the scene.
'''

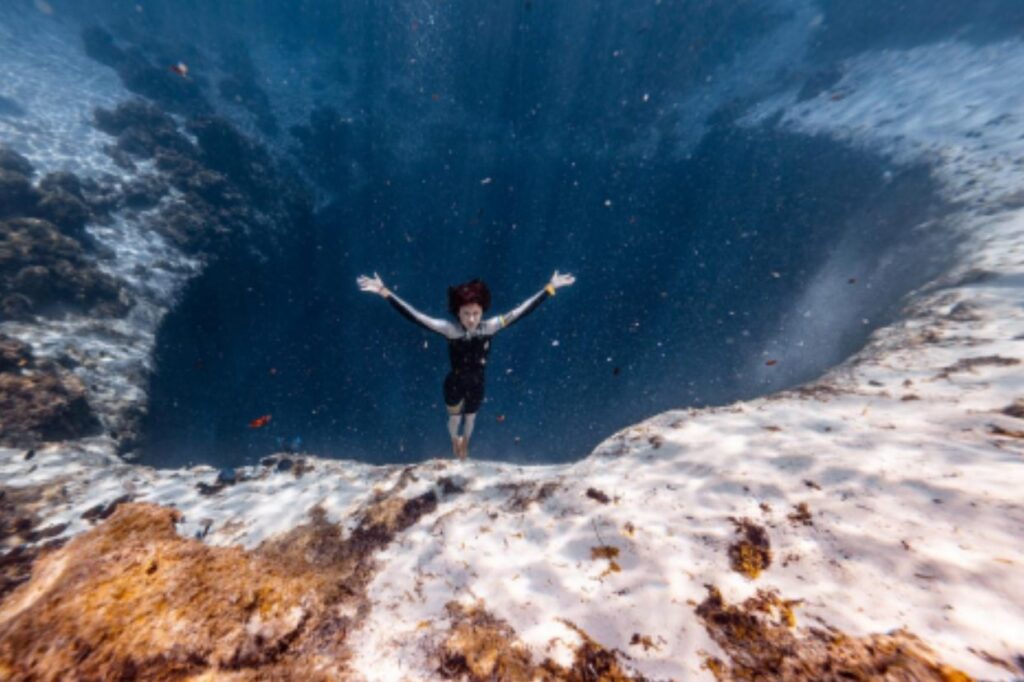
[500,481,560,512]
[591,545,622,576]
[438,601,649,681]
[727,518,771,579]
[696,585,972,681]
[787,502,813,527]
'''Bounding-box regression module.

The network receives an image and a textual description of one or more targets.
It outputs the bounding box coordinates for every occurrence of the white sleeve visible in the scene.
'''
[387,292,462,339]
[480,286,552,335]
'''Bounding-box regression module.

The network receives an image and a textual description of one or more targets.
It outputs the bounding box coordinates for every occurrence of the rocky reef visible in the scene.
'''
[0,147,131,448]
[0,334,101,447]
[0,82,313,455]
[92,99,309,258]
[0,146,130,322]
[0,479,441,679]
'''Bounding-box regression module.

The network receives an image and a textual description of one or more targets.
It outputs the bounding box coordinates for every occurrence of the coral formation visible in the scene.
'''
[0,333,103,446]
[0,145,131,324]
[0,485,440,679]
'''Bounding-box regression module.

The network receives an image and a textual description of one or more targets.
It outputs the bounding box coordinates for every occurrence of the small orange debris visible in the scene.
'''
[248,414,272,429]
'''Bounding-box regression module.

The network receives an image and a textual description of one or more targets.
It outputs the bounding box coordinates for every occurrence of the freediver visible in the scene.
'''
[356,270,576,459]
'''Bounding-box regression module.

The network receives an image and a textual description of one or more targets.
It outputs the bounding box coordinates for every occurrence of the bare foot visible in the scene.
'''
[460,437,470,460]
[451,437,462,459]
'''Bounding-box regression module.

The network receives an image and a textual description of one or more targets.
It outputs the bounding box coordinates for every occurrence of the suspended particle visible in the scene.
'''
[248,414,272,429]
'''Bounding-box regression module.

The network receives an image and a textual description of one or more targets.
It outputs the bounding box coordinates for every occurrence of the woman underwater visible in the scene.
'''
[356,270,576,459]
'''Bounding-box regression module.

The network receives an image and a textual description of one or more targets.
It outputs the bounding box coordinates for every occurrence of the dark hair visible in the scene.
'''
[447,279,491,316]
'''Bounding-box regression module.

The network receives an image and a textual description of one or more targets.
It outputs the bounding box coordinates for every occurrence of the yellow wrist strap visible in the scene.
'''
[545,283,556,296]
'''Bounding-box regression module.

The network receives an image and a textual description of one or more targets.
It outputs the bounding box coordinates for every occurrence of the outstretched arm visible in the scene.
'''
[480,270,576,334]
[357,272,460,338]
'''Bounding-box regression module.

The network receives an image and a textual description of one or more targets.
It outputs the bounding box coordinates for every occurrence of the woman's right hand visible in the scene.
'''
[356,272,388,296]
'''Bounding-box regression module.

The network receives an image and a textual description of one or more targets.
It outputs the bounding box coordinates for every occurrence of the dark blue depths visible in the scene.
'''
[37,0,1008,466]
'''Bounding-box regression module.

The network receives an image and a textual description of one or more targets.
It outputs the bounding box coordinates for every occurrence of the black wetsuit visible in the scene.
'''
[386,285,555,414]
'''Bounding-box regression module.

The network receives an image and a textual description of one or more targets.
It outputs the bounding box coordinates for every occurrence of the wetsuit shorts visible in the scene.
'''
[444,370,485,415]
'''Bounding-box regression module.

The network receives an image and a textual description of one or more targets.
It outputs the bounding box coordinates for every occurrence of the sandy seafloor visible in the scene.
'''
[1,11,1024,680]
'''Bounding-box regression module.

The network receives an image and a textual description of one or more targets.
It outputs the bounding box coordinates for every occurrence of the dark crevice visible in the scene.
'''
[139,119,958,468]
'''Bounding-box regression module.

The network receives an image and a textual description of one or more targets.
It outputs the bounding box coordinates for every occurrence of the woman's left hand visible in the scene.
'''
[550,270,576,289]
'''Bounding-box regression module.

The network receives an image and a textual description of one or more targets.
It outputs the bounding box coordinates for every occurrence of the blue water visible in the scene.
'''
[11,0,1021,467]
